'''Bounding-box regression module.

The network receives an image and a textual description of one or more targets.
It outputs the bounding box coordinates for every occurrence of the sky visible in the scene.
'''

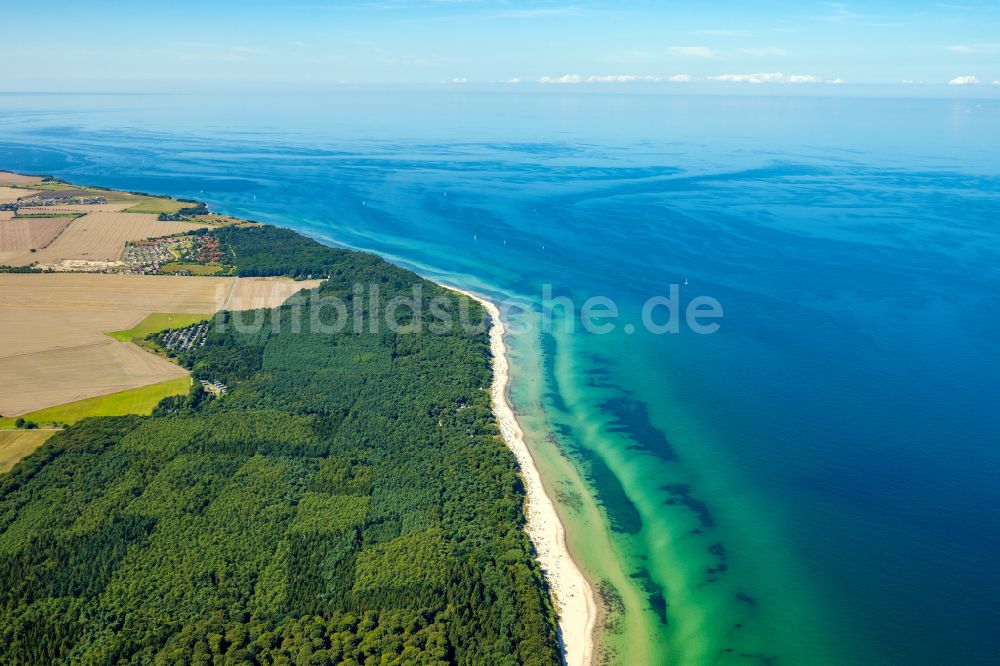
[2,1,1000,94]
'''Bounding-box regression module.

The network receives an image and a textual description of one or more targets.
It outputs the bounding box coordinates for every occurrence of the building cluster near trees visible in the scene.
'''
[160,321,210,353]
[123,238,175,272]
[182,234,223,263]
[122,233,225,275]
[15,190,107,208]
[199,378,228,395]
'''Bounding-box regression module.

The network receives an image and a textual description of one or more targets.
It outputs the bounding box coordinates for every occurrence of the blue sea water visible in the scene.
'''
[1,91,998,664]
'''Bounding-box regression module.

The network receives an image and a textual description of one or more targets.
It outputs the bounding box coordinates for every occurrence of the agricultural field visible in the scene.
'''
[0,186,38,203]
[0,273,236,314]
[0,377,190,430]
[0,171,43,186]
[123,197,193,214]
[0,274,233,415]
[0,215,75,251]
[7,179,112,198]
[160,261,227,275]
[0,338,190,416]
[16,203,133,214]
[224,276,324,310]
[198,212,247,226]
[0,273,315,415]
[15,212,210,267]
[2,177,208,213]
[8,180,84,192]
[0,430,57,473]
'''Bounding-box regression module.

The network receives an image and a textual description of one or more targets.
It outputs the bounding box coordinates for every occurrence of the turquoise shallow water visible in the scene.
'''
[2,92,999,664]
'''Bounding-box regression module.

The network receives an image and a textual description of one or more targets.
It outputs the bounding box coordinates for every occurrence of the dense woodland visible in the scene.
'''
[0,226,561,665]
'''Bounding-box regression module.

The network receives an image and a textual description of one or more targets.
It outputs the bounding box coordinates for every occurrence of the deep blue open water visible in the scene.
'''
[1,92,998,664]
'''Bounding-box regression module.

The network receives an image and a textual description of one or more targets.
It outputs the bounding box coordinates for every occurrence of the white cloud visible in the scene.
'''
[709,72,829,84]
[586,75,660,83]
[994,80,1000,86]
[505,77,522,84]
[668,74,693,82]
[668,46,716,58]
[539,74,583,84]
[949,75,979,85]
[538,74,664,84]
[449,77,468,84]
[710,72,785,84]
[739,47,788,56]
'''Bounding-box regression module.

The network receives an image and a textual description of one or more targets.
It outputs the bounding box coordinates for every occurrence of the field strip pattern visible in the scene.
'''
[0,342,188,416]
[27,212,210,264]
[0,273,324,415]
[0,274,233,415]
[0,216,75,251]
[0,172,44,186]
[0,186,39,203]
[224,277,324,310]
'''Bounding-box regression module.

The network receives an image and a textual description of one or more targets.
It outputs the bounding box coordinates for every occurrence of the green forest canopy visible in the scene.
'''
[0,226,561,665]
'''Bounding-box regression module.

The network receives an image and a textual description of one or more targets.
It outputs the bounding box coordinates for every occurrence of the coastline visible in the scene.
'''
[1,168,575,662]
[2,166,599,662]
[443,285,598,666]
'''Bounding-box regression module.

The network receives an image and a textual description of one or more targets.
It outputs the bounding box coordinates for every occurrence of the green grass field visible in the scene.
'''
[124,198,192,214]
[160,262,227,276]
[0,377,191,429]
[107,312,213,342]
[13,181,107,196]
[11,180,72,191]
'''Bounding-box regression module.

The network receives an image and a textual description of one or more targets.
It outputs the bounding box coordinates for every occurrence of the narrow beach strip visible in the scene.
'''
[445,285,598,666]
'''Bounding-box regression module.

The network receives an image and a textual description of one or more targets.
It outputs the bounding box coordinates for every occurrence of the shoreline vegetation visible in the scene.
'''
[0,170,579,664]
[443,286,598,666]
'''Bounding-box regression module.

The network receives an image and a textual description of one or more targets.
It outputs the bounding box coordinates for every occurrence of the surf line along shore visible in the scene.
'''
[443,285,598,666]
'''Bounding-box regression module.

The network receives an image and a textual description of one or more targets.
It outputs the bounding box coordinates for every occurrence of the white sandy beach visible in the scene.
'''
[445,286,598,666]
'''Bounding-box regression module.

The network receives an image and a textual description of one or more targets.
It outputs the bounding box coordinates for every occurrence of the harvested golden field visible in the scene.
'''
[1,308,147,358]
[0,273,235,318]
[0,430,57,473]
[0,342,188,417]
[19,212,209,266]
[0,273,314,415]
[0,216,74,251]
[224,276,324,310]
[17,203,134,214]
[0,172,43,186]
[0,274,234,415]
[0,186,38,203]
